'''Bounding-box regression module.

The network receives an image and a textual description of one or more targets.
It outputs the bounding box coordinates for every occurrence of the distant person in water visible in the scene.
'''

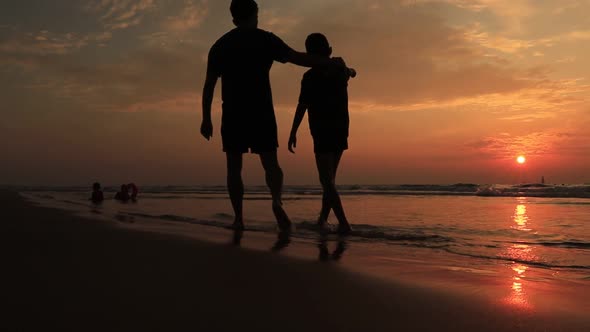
[127,183,139,201]
[200,0,352,232]
[115,184,130,202]
[90,182,104,204]
[288,33,353,235]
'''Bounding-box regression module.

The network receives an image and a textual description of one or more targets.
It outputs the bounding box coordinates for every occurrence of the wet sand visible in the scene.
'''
[2,190,589,331]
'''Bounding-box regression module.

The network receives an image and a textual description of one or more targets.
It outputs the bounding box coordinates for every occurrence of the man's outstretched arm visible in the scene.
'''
[286,50,356,78]
[286,50,340,68]
[201,71,218,141]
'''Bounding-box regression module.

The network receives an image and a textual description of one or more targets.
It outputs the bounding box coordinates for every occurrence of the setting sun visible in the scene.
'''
[517,156,526,164]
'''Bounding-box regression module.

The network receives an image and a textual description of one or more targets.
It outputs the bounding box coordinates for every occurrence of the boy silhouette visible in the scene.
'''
[288,33,353,235]
[201,0,350,232]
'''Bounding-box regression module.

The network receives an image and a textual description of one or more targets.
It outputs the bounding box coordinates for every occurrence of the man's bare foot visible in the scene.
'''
[317,219,332,234]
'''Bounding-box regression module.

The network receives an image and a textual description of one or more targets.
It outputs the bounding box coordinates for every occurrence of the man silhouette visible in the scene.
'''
[201,0,347,232]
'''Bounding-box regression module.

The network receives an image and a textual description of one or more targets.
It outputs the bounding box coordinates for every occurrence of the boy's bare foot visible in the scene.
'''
[272,201,292,232]
[336,222,352,236]
[231,218,244,231]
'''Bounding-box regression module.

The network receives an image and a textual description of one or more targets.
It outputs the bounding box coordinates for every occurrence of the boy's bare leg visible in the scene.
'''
[315,151,350,233]
[318,151,343,223]
[318,192,330,223]
[259,151,292,231]
[226,152,244,230]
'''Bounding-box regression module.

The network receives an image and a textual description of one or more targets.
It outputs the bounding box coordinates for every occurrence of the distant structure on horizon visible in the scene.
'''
[541,176,545,184]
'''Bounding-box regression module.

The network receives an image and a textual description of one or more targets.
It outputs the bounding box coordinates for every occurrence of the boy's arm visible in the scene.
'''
[288,103,308,153]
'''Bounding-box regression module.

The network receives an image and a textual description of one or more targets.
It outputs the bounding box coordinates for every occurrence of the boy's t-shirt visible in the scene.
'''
[299,67,349,142]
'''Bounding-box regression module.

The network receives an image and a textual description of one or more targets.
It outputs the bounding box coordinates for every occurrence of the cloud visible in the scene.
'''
[4,0,588,121]
[88,0,155,30]
[124,92,200,112]
[20,44,207,112]
[462,23,539,54]
[552,0,586,15]
[462,23,590,55]
[259,9,301,35]
[403,0,537,32]
[162,0,208,33]
[468,131,575,158]
[265,0,577,113]
[0,28,113,69]
[0,30,90,56]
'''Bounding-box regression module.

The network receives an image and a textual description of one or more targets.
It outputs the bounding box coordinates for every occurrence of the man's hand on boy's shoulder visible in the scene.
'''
[331,57,347,68]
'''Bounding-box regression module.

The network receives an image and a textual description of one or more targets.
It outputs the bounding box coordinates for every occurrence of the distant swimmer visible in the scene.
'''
[128,183,139,201]
[90,182,104,204]
[115,184,130,202]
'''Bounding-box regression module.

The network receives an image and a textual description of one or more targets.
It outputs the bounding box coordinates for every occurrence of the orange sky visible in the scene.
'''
[1,0,589,185]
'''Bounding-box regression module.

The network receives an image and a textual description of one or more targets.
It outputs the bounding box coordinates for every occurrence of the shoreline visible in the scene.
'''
[3,190,590,331]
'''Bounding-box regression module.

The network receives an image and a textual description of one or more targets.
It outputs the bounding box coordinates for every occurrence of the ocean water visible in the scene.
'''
[23,185,590,281]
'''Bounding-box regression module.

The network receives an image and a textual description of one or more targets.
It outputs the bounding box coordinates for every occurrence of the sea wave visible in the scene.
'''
[109,211,590,270]
[115,212,455,248]
[443,248,590,270]
[508,240,590,249]
[476,184,590,198]
[21,183,590,199]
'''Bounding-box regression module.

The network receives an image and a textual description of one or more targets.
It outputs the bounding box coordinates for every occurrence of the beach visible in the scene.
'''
[3,189,590,331]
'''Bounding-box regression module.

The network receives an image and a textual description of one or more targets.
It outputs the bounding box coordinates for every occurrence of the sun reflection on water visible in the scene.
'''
[503,198,535,309]
[512,199,531,231]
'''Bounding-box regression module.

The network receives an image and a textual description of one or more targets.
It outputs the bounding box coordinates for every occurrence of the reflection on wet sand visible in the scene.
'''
[508,262,530,308]
[318,234,348,262]
[228,228,348,261]
[232,229,243,246]
[271,231,291,252]
[115,213,135,223]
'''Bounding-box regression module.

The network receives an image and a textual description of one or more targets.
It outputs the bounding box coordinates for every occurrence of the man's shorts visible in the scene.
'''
[221,118,278,154]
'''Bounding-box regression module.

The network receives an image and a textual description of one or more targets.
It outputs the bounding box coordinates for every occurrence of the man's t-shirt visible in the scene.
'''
[207,28,293,151]
[299,67,349,143]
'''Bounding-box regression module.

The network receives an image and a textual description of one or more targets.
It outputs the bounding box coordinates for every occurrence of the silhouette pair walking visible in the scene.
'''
[201,0,353,235]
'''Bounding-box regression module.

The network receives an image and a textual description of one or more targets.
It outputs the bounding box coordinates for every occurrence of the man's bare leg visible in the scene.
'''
[259,151,292,231]
[226,152,244,230]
